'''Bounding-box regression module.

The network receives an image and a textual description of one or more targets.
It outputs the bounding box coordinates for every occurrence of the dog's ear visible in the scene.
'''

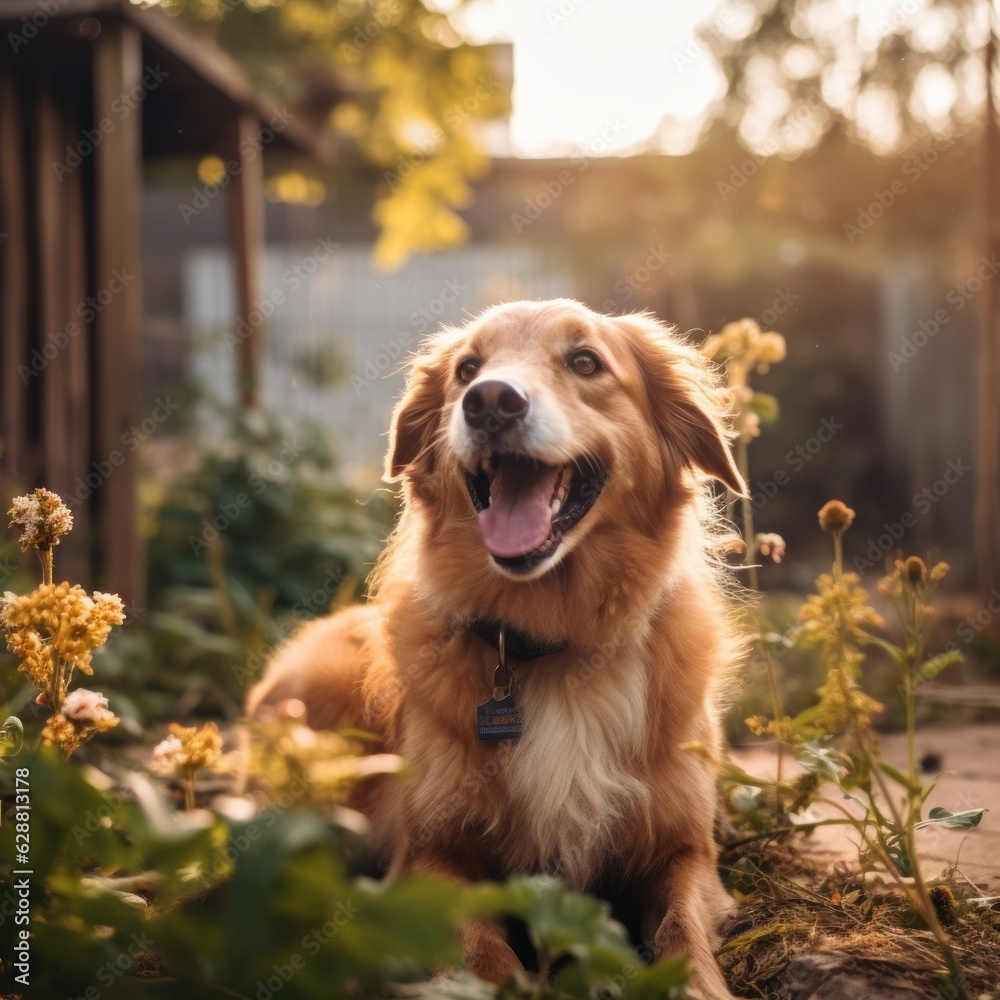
[614,314,746,496]
[384,357,446,482]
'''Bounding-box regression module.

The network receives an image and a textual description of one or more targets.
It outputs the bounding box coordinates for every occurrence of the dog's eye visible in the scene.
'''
[570,351,600,376]
[456,359,481,384]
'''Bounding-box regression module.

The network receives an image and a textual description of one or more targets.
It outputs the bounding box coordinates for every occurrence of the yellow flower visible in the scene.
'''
[744,714,792,738]
[151,722,223,778]
[799,571,883,644]
[8,488,73,552]
[798,567,885,738]
[812,656,885,733]
[1,583,125,686]
[41,714,84,755]
[41,691,119,754]
[755,332,787,369]
[703,321,787,374]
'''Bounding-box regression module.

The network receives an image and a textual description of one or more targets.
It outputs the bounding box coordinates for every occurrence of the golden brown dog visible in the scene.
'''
[248,299,745,1000]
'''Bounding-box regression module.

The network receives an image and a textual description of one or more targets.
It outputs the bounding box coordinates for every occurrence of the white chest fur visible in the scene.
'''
[501,645,651,889]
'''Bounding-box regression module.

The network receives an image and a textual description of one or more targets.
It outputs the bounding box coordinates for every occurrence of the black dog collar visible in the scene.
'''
[471,620,567,661]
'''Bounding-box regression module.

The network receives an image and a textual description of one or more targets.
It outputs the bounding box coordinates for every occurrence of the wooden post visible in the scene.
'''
[980,12,1000,593]
[36,78,70,501]
[228,111,266,409]
[63,98,92,572]
[94,18,145,607]
[0,66,30,487]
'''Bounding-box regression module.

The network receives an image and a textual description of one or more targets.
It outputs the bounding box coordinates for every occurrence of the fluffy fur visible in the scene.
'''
[248,299,745,1000]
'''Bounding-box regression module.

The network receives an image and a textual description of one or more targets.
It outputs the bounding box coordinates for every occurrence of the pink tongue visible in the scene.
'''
[478,461,559,558]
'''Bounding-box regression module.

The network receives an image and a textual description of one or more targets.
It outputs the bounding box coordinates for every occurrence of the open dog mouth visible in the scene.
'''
[465,454,607,572]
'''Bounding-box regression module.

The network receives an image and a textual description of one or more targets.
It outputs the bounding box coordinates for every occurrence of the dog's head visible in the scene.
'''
[385,299,744,581]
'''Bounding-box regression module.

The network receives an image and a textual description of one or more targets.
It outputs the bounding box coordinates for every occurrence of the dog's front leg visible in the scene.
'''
[646,846,736,1000]
[391,849,523,985]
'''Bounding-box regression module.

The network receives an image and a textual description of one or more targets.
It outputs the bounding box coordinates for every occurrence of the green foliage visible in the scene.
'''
[125,405,395,717]
[155,0,508,269]
[0,748,689,998]
[731,520,978,996]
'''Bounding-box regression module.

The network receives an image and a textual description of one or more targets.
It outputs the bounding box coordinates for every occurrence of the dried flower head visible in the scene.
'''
[818,500,855,535]
[9,488,73,552]
[905,556,927,585]
[879,557,951,619]
[755,532,787,564]
[151,722,223,778]
[929,884,956,926]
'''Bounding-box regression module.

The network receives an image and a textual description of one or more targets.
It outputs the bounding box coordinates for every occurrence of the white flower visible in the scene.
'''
[150,734,184,775]
[755,532,787,564]
[62,688,117,727]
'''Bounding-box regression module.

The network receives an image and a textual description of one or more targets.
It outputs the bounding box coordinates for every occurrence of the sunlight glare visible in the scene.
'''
[909,63,959,132]
[854,86,902,154]
[452,0,732,156]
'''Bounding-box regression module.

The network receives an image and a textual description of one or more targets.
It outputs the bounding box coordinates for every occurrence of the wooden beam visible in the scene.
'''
[0,65,30,487]
[94,17,144,606]
[228,110,266,409]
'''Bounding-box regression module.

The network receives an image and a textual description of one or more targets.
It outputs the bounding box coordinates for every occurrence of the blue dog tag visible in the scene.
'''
[476,695,523,741]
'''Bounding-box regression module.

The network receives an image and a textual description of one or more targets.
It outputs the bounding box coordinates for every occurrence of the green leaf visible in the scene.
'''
[865,635,909,670]
[886,842,914,877]
[749,391,780,424]
[796,742,849,782]
[917,807,985,830]
[621,957,690,999]
[875,760,923,797]
[0,715,24,757]
[915,650,963,683]
[462,877,682,998]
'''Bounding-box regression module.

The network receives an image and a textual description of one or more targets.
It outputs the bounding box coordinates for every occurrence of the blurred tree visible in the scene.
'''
[157,0,509,269]
[701,0,1000,590]
[701,0,988,154]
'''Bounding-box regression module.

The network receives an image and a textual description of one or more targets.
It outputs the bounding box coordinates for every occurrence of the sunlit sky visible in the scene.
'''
[447,0,982,158]
[454,0,730,156]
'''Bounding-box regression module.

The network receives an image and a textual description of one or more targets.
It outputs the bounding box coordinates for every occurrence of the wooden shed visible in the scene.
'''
[0,0,322,606]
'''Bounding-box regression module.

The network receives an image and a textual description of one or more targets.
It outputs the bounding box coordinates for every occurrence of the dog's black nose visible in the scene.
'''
[462,379,529,430]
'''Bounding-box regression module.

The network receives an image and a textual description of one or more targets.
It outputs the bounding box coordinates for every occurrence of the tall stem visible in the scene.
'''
[734,436,758,592]
[905,597,924,795]
[735,434,786,795]
[38,546,63,711]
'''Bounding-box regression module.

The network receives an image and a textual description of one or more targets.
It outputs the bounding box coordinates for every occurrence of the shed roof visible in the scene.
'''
[0,0,329,160]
